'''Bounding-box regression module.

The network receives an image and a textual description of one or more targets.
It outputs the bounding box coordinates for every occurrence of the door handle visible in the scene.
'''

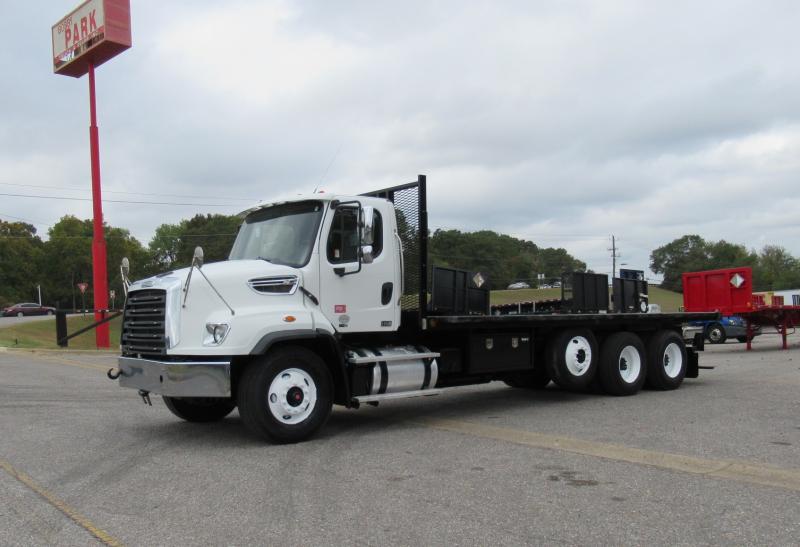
[381,282,393,305]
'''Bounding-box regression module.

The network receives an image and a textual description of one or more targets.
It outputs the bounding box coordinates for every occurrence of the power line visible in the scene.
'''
[0,182,258,202]
[0,192,240,207]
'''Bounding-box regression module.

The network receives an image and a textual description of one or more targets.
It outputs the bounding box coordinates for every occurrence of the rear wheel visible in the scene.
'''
[546,329,598,391]
[237,346,333,443]
[706,323,726,344]
[598,332,646,396]
[645,330,687,390]
[504,367,551,389]
[736,336,748,343]
[162,396,236,422]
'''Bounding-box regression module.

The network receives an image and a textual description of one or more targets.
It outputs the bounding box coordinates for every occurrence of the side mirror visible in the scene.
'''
[193,246,204,269]
[360,206,375,246]
[361,245,374,264]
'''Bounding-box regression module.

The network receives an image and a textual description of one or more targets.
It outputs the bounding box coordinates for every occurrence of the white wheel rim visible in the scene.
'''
[709,327,723,342]
[618,345,641,384]
[663,343,683,378]
[267,368,317,425]
[564,336,592,376]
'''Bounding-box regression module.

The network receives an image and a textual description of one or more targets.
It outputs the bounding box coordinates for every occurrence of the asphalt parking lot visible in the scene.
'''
[1,335,798,546]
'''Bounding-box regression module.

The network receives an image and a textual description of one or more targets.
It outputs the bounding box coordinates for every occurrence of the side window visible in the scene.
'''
[327,207,359,263]
[371,211,383,258]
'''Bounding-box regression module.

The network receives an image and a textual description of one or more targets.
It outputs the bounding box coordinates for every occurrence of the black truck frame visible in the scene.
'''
[342,175,716,399]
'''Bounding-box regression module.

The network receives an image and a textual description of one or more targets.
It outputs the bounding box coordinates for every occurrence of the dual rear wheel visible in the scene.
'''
[540,328,687,396]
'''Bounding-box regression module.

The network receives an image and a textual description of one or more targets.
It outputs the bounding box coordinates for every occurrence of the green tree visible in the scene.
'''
[428,229,585,289]
[754,245,800,291]
[175,214,241,267]
[148,222,184,270]
[650,235,710,291]
[40,216,152,309]
[0,220,44,306]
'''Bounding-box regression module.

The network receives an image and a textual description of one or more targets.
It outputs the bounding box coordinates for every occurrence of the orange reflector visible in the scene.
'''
[283,315,296,323]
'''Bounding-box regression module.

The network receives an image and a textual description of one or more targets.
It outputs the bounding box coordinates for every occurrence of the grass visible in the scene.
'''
[491,286,685,312]
[0,287,686,350]
[0,314,121,350]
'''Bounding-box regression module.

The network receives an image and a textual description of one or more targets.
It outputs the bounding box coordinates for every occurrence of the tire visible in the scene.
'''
[162,396,236,422]
[46,310,54,316]
[598,332,646,396]
[504,367,551,389]
[706,323,726,344]
[645,330,687,390]
[546,329,598,391]
[16,312,23,318]
[736,336,748,343]
[237,346,333,443]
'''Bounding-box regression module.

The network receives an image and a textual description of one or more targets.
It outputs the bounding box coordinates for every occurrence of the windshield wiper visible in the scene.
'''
[257,256,291,266]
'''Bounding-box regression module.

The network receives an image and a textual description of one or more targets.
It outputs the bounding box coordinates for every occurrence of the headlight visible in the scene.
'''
[204,323,230,345]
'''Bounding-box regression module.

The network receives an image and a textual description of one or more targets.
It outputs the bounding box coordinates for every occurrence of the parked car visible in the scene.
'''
[688,315,762,344]
[2,303,56,317]
[506,282,530,290]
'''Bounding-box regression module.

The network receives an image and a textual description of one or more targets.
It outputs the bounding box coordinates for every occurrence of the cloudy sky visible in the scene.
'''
[2,0,799,280]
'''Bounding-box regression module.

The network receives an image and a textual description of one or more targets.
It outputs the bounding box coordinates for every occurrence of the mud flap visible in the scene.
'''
[686,348,699,378]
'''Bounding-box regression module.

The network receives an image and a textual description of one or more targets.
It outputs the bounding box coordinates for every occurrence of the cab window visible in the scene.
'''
[327,207,359,263]
[326,206,384,263]
[371,211,383,258]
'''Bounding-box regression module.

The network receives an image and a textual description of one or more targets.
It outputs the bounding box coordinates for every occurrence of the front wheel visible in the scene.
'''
[46,310,54,316]
[162,396,236,422]
[237,346,333,443]
[16,311,23,318]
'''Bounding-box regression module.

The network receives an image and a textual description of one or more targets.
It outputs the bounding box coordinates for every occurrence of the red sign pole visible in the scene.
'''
[88,62,110,348]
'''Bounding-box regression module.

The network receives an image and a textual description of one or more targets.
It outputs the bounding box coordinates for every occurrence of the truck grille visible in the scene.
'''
[121,289,167,355]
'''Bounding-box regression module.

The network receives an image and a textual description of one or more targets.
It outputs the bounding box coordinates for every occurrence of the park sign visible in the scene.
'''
[52,0,131,78]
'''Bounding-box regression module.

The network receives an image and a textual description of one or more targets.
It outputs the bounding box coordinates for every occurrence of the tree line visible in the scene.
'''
[650,235,800,292]
[0,214,586,307]
[4,213,796,308]
[0,214,240,308]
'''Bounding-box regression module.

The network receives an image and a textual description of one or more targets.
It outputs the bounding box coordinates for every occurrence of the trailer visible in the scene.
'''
[112,175,716,443]
[682,267,800,350]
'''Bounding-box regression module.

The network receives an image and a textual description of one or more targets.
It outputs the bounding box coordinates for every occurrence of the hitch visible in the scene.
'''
[107,368,121,380]
[138,390,152,406]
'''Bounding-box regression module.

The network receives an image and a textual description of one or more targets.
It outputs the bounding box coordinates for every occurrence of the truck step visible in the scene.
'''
[347,351,440,365]
[352,389,443,404]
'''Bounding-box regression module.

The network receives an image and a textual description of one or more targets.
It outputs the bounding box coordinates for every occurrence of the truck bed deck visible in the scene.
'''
[426,312,719,330]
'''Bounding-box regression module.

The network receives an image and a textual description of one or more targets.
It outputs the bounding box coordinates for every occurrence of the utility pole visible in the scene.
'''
[608,235,621,278]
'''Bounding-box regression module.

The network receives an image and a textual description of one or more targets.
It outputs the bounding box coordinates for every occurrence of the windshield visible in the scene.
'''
[229,200,324,267]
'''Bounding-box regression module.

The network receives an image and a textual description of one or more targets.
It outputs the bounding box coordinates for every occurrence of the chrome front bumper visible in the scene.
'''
[118,357,231,397]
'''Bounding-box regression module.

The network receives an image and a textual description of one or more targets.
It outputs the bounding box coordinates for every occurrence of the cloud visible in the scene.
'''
[1,0,799,280]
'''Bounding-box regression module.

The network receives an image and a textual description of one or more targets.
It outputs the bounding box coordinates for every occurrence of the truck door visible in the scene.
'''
[318,202,400,332]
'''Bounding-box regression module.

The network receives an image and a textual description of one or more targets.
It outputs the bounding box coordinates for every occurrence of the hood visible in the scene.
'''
[129,259,300,290]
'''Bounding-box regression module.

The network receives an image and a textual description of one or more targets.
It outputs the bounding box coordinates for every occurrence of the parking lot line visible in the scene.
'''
[0,458,123,547]
[2,352,109,373]
[417,418,800,492]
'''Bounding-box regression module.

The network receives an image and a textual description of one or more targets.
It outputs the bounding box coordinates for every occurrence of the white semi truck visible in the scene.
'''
[112,176,714,443]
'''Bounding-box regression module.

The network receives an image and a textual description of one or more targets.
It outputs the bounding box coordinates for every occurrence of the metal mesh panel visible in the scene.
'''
[363,182,423,312]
